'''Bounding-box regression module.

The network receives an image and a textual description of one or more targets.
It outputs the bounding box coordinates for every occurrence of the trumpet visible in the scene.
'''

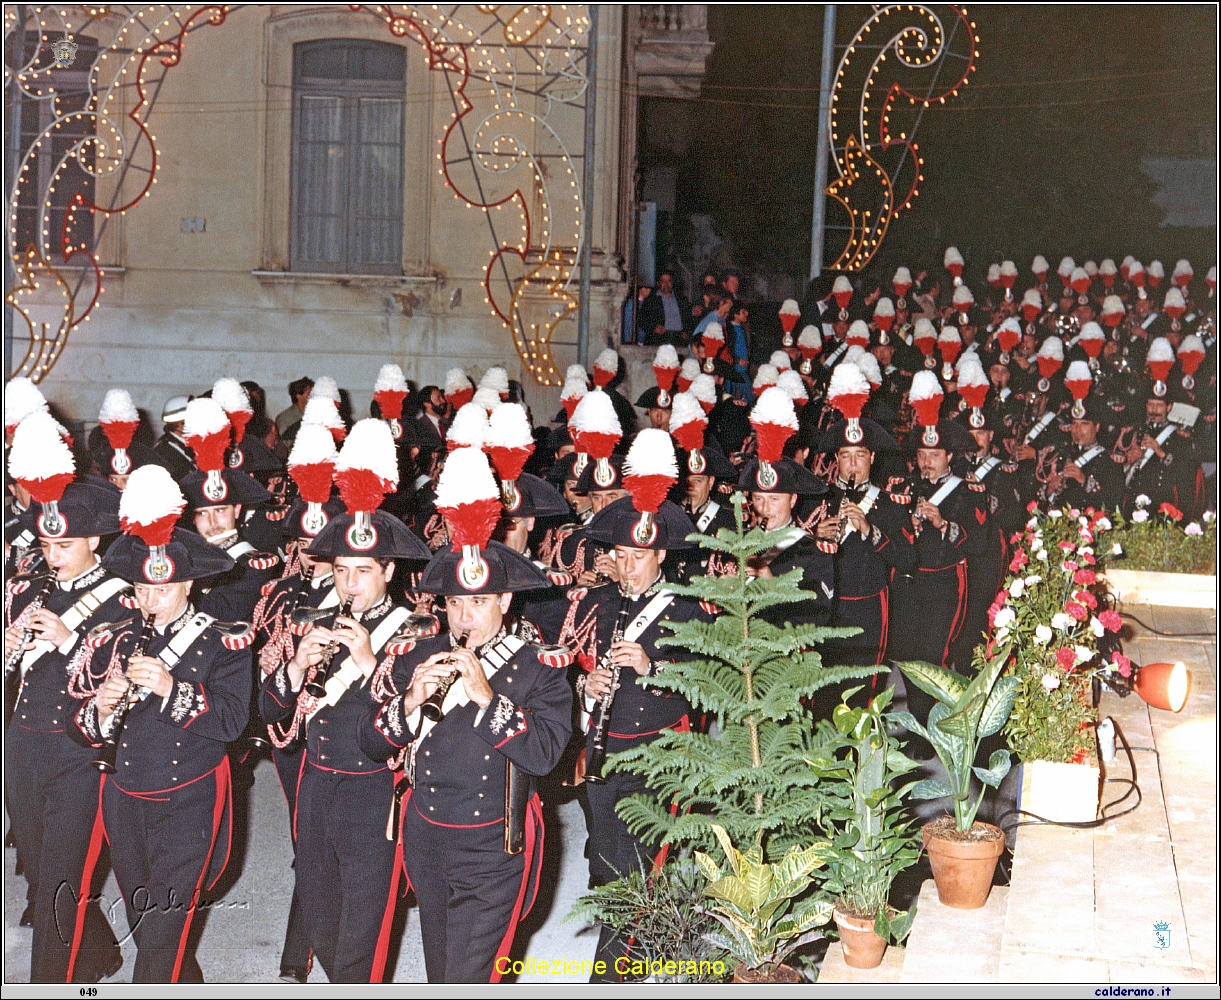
[584,590,634,784]
[93,615,157,774]
[297,596,355,699]
[420,632,470,722]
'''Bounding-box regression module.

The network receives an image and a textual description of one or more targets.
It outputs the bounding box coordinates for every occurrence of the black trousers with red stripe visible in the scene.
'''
[269,743,310,974]
[402,802,527,983]
[293,763,398,983]
[102,767,227,983]
[5,727,119,983]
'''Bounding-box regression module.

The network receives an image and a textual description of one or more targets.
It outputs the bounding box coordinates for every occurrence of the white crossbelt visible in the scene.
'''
[20,576,131,675]
[1127,424,1178,485]
[974,457,1001,481]
[1023,411,1057,445]
[305,606,412,721]
[928,475,963,508]
[406,633,527,742]
[696,501,721,532]
[1074,445,1105,469]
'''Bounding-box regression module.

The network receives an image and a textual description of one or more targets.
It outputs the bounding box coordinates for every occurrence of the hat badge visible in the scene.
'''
[110,449,132,475]
[501,479,522,513]
[457,544,489,591]
[301,501,329,536]
[921,425,941,448]
[631,512,658,548]
[37,502,67,538]
[346,511,378,551]
[755,460,778,491]
[845,419,864,445]
[593,457,616,488]
[687,449,707,475]
[143,547,174,583]
[203,469,229,503]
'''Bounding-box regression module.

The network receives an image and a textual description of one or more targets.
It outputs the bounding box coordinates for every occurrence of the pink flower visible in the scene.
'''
[1073,568,1098,586]
[1099,610,1123,633]
[1059,541,1076,551]
[1041,673,1061,692]
[1185,522,1204,537]
[1010,549,1029,572]
[1158,502,1183,522]
[1027,500,1040,513]
[1112,651,1132,678]
[1069,508,1080,518]
[1056,646,1078,672]
[1081,552,1097,566]
[1074,589,1098,610]
[1079,527,1095,543]
[1065,602,1089,622]
[1062,561,1079,573]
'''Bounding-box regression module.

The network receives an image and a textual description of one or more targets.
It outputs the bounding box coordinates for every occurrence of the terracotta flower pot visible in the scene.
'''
[731,962,804,983]
[833,907,887,969]
[922,819,1006,909]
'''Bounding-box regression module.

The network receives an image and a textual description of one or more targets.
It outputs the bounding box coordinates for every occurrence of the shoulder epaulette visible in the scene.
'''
[214,620,256,650]
[1002,462,1019,473]
[246,552,281,572]
[119,592,139,609]
[5,577,30,596]
[887,491,912,505]
[259,579,279,597]
[887,475,907,489]
[86,617,132,649]
[699,599,721,616]
[815,539,838,554]
[265,506,288,522]
[967,481,987,492]
[566,586,589,603]
[535,643,573,668]
[546,568,573,587]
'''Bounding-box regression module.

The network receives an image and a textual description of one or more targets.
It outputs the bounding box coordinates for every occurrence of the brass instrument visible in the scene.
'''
[584,591,634,784]
[92,615,157,774]
[297,595,354,699]
[420,631,470,722]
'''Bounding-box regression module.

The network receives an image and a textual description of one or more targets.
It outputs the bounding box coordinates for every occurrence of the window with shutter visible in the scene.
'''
[291,40,405,275]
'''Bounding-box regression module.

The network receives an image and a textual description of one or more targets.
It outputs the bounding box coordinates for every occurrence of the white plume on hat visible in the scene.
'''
[1099,259,1117,277]
[701,321,725,343]
[1058,257,1075,278]
[444,367,471,395]
[798,325,822,349]
[478,366,510,395]
[623,427,679,480]
[944,246,964,269]
[1070,266,1089,286]
[847,319,870,341]
[1101,295,1124,317]
[1000,260,1017,280]
[212,377,251,414]
[559,375,588,404]
[1084,260,1098,277]
[335,417,399,488]
[1147,260,1164,281]
[435,446,497,510]
[487,402,533,451]
[312,376,340,402]
[986,263,1000,284]
[565,363,589,385]
[119,465,186,530]
[374,363,408,394]
[302,395,344,432]
[472,386,502,412]
[779,298,800,316]
[689,374,717,407]
[769,350,792,372]
[874,296,895,317]
[752,364,779,390]
[938,326,961,346]
[447,401,490,449]
[909,370,943,403]
[998,317,1022,338]
[1065,360,1093,384]
[1129,260,1145,278]
[1173,259,1193,280]
[750,385,799,430]
[832,275,853,296]
[1036,337,1064,361]
[593,349,619,374]
[855,352,882,387]
[957,351,985,377]
[844,345,866,365]
[893,266,913,285]
[952,284,974,307]
[957,363,989,391]
[5,376,49,429]
[1179,334,1205,356]
[183,397,229,439]
[8,410,74,483]
[569,389,621,437]
[1079,321,1105,343]
[1164,287,1186,311]
[913,318,937,340]
[1146,337,1175,364]
[828,361,870,401]
[669,391,705,431]
[777,369,808,401]
[288,421,338,468]
[1031,255,1049,275]
[679,357,702,381]
[1023,289,1042,310]
[653,344,680,370]
[99,388,139,425]
[1120,255,1134,271]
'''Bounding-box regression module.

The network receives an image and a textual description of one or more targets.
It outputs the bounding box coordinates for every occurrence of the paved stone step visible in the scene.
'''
[818,943,905,983]
[898,880,1009,983]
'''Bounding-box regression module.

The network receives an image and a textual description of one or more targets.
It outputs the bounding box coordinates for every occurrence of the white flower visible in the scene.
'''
[1132,510,1149,524]
[1041,673,1061,691]
[1078,516,1089,526]
[1185,522,1204,537]
[1135,494,1151,508]
[1034,624,1053,644]
[1204,511,1216,524]
[1048,510,1062,519]
[1009,579,1025,599]
[1112,543,1123,556]
[1074,645,1094,664]
[1026,517,1039,530]
[995,627,1011,644]
[994,608,1016,629]
[1090,617,1105,638]
[1051,612,1075,632]
[1036,549,1049,561]
[1078,546,1094,556]
[1025,574,1042,587]
[1096,517,1111,531]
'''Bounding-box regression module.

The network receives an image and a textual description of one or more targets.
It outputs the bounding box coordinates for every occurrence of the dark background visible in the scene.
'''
[636,4,1218,296]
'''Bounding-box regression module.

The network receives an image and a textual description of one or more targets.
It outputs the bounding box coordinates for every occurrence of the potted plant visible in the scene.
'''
[809,688,921,969]
[1104,500,1216,607]
[695,824,833,983]
[893,646,1018,909]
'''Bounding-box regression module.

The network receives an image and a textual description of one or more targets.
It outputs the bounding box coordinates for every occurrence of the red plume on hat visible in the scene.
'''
[213,378,253,445]
[828,362,871,444]
[778,298,801,345]
[183,397,233,503]
[447,401,489,452]
[288,422,337,535]
[1145,337,1176,399]
[938,325,962,379]
[435,446,501,588]
[118,465,187,581]
[569,389,622,482]
[444,367,474,410]
[334,418,399,549]
[373,364,409,440]
[652,344,680,406]
[98,388,140,475]
[486,402,535,511]
[1078,321,1106,365]
[560,372,588,419]
[995,317,1021,361]
[1035,336,1064,381]
[669,391,708,473]
[797,324,822,374]
[956,360,990,427]
[1064,360,1093,418]
[8,410,75,535]
[622,428,679,546]
[592,349,620,389]
[301,396,346,443]
[750,385,799,467]
[909,370,945,448]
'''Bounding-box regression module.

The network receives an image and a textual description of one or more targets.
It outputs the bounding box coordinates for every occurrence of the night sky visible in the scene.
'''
[638,4,1217,291]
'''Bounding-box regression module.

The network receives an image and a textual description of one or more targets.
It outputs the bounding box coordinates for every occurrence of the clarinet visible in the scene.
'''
[92,615,158,774]
[584,591,634,785]
[834,475,859,544]
[4,573,57,727]
[419,632,470,722]
[302,595,355,699]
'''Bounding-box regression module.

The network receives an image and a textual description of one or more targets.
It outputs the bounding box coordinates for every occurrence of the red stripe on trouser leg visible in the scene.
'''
[489,795,543,983]
[941,563,969,668]
[370,777,409,983]
[649,714,691,873]
[875,585,890,673]
[170,759,230,984]
[65,777,108,982]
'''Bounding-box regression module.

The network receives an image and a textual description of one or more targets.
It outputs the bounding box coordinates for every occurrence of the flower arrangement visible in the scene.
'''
[985,504,1122,764]
[1109,497,1216,575]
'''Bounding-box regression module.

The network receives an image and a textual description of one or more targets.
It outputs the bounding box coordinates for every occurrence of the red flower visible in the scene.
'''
[1065,602,1088,622]
[1027,500,1040,513]
[1074,590,1098,610]
[1056,646,1077,672]
[1158,502,1183,522]
[1010,549,1029,572]
[1099,610,1123,633]
[1081,552,1096,566]
[1112,651,1132,678]
[1073,568,1098,586]
[987,601,1002,627]
[1062,561,1079,573]
[1058,541,1076,551]
[1069,747,1089,765]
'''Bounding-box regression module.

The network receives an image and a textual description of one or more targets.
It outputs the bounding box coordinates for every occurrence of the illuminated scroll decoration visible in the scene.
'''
[825,4,979,272]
